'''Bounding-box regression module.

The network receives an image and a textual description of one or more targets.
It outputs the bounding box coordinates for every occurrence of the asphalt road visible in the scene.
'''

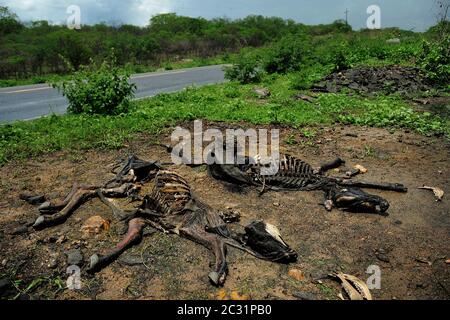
[0,64,226,123]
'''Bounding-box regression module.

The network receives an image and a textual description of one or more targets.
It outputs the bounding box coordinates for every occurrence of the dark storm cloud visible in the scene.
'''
[1,0,447,31]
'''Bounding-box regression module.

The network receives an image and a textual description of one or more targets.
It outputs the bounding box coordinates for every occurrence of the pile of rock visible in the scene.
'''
[312,66,433,95]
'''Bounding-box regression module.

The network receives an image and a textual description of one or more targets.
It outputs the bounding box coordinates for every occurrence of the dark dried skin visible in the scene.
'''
[325,186,390,215]
[207,152,406,215]
[26,155,297,286]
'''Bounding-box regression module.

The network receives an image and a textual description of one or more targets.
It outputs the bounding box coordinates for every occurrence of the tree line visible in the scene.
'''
[1,6,345,79]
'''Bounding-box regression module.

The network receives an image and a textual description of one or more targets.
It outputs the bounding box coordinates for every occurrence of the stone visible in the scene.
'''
[118,254,143,266]
[10,225,28,235]
[376,253,390,263]
[253,88,271,98]
[292,291,316,300]
[288,269,305,281]
[80,215,110,237]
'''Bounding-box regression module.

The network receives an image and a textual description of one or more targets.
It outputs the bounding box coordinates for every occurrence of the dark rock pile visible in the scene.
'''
[312,66,433,94]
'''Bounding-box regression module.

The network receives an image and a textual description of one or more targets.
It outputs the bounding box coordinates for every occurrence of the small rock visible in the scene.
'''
[376,252,390,263]
[292,291,316,300]
[10,225,28,235]
[1,259,7,267]
[394,220,402,225]
[118,254,143,266]
[80,215,110,237]
[66,249,83,266]
[445,259,450,264]
[253,88,271,99]
[288,269,305,281]
[273,202,280,207]
[354,164,368,173]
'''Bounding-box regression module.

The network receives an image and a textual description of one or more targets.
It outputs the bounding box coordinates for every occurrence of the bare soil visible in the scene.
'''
[0,123,449,300]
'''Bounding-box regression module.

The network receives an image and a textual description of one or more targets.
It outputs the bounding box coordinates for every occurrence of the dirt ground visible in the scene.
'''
[0,122,449,300]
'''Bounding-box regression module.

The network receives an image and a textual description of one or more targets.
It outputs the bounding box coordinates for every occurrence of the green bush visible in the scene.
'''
[224,57,263,84]
[419,35,450,86]
[53,56,136,115]
[264,34,310,74]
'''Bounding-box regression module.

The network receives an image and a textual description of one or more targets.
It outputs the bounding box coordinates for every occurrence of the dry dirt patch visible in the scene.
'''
[0,123,449,300]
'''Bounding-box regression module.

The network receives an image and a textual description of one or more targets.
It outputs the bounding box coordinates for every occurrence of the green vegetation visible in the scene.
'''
[0,7,303,84]
[52,54,136,115]
[0,6,449,166]
[419,35,450,87]
[1,73,449,165]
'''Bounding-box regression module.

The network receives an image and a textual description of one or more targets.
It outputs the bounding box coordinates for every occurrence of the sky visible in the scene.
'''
[1,0,448,31]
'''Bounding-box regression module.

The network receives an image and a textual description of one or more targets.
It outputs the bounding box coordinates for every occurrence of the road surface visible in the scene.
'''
[0,64,226,123]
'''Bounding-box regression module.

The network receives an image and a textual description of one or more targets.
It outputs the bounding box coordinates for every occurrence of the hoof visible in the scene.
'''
[324,200,333,211]
[38,201,52,212]
[32,216,45,228]
[208,271,225,286]
[87,254,100,272]
[208,272,220,286]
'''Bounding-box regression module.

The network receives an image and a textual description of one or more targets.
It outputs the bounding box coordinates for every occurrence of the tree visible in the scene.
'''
[0,6,23,35]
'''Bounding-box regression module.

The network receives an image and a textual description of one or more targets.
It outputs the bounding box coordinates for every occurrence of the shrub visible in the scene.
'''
[264,34,310,74]
[224,56,264,84]
[419,35,450,86]
[53,55,136,115]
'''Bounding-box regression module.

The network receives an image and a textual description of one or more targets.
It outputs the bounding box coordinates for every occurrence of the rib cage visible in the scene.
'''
[143,171,193,216]
[252,154,328,190]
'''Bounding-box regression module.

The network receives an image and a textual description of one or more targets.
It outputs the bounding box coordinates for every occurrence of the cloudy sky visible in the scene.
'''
[1,0,447,31]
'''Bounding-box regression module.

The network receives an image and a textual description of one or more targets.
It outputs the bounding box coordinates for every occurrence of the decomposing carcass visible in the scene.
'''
[25,156,297,286]
[205,145,407,215]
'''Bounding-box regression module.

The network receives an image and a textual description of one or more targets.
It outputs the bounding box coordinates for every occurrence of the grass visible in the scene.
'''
[1,69,449,166]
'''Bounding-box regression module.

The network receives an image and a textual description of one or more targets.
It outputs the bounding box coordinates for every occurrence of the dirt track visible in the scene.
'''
[0,123,449,300]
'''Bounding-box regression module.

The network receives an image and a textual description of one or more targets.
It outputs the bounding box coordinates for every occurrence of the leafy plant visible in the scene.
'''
[419,35,450,86]
[264,34,310,74]
[224,56,264,84]
[52,54,136,115]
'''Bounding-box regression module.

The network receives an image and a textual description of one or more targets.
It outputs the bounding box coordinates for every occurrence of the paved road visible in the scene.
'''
[0,64,226,123]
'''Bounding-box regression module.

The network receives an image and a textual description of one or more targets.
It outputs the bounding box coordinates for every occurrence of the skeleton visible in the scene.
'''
[205,146,407,215]
[27,155,297,286]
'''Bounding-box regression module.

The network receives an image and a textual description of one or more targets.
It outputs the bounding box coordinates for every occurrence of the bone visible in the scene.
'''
[318,157,346,174]
[87,218,146,273]
[33,186,98,229]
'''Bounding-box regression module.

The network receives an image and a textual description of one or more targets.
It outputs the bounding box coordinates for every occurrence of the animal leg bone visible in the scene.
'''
[97,189,135,222]
[179,225,228,286]
[33,185,98,229]
[88,218,146,273]
[38,183,85,214]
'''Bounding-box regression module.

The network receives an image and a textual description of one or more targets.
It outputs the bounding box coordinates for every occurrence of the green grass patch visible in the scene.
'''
[1,72,449,166]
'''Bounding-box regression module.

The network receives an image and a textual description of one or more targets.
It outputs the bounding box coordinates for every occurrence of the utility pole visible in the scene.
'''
[345,8,349,25]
